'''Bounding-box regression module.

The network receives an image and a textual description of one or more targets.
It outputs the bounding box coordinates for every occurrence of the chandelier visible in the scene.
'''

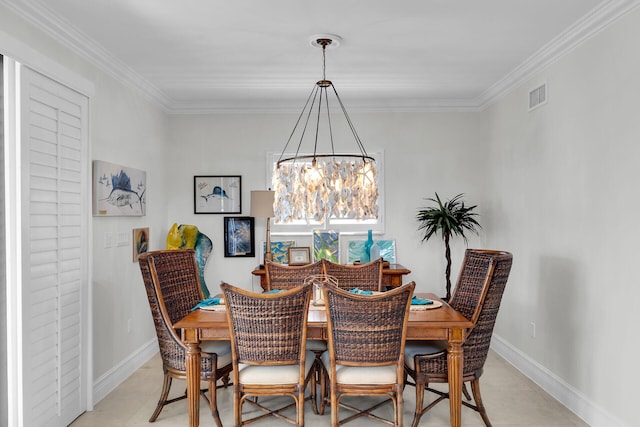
[273,35,379,224]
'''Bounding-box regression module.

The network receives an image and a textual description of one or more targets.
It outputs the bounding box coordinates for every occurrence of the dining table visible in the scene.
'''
[174,292,473,427]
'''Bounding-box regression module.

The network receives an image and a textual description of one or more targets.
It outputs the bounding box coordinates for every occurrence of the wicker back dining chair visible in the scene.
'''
[138,249,232,426]
[264,259,324,291]
[221,282,315,426]
[321,281,415,426]
[404,249,513,427]
[321,258,383,292]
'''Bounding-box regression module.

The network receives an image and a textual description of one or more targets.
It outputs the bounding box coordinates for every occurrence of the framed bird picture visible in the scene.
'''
[194,175,241,214]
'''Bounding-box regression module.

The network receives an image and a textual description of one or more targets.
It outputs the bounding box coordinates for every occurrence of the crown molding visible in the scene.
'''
[3,0,638,114]
[0,0,174,112]
[164,97,484,115]
[477,0,640,110]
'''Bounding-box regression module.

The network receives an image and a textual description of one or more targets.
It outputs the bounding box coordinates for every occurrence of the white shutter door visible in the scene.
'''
[20,66,89,427]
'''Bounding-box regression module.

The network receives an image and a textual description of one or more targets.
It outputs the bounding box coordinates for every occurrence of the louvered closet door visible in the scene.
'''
[20,66,89,427]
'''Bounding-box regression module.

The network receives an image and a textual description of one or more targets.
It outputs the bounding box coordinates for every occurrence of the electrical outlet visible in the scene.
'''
[104,232,113,248]
[127,319,132,334]
[530,321,536,338]
[117,232,129,247]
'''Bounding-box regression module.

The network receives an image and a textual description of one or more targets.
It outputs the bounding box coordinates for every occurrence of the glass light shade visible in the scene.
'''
[273,157,378,224]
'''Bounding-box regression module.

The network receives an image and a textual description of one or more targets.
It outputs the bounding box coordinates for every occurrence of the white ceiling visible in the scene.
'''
[4,0,635,113]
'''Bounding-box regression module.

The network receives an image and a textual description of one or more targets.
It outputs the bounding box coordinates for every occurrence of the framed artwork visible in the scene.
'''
[288,247,311,266]
[132,227,149,262]
[313,230,340,263]
[224,217,255,257]
[93,160,146,216]
[348,239,397,264]
[194,175,241,214]
[260,240,296,265]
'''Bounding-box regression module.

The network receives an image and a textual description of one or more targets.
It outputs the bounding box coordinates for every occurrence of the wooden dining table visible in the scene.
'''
[174,292,473,427]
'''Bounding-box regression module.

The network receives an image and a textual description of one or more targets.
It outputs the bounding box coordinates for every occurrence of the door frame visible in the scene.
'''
[2,29,94,424]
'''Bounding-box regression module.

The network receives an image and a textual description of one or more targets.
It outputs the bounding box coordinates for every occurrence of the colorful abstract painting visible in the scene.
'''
[261,240,296,264]
[348,239,396,264]
[93,160,146,216]
[313,230,340,263]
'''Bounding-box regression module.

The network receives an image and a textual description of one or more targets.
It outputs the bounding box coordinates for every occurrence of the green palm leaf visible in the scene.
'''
[416,193,481,300]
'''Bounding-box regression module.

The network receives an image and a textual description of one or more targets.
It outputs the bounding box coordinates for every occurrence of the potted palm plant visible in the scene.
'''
[417,193,481,300]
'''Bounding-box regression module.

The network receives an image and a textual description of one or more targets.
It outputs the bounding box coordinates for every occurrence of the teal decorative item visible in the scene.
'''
[370,240,381,261]
[362,230,373,263]
[348,240,396,264]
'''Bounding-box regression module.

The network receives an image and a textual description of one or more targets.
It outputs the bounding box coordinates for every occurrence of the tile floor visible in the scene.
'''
[71,350,589,426]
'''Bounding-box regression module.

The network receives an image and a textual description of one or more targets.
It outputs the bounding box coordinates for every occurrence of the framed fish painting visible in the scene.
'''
[93,160,146,216]
[194,175,241,214]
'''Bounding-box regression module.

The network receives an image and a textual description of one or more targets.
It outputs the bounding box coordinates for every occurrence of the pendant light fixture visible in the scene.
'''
[272,35,378,224]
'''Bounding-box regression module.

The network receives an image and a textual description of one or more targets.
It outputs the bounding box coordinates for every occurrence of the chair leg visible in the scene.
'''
[149,372,172,422]
[331,391,339,427]
[219,373,231,388]
[318,363,328,415]
[307,364,318,415]
[462,382,472,401]
[209,378,223,427]
[396,384,404,427]
[234,387,242,427]
[411,378,426,427]
[298,389,305,427]
[470,379,492,427]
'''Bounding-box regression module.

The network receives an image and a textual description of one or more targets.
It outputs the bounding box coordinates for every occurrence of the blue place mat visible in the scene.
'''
[192,297,223,311]
[349,288,373,295]
[411,296,434,305]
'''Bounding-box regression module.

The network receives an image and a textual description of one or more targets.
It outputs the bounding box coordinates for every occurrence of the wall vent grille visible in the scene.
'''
[529,82,547,111]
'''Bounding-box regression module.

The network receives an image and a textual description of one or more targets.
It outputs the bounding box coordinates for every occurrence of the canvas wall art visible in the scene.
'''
[313,230,339,263]
[348,239,397,264]
[260,240,296,265]
[93,160,146,216]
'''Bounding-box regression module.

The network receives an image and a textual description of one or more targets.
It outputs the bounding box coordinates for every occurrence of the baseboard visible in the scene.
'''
[92,338,158,405]
[491,334,625,427]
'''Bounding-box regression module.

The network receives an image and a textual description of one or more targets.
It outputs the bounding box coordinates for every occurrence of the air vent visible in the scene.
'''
[528,82,547,111]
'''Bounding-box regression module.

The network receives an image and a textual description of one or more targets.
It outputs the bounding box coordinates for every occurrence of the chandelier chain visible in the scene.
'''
[322,42,327,81]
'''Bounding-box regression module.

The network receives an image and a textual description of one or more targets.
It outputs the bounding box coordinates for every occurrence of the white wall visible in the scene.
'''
[90,82,169,381]
[485,7,640,427]
[0,3,169,389]
[4,2,639,425]
[166,112,487,295]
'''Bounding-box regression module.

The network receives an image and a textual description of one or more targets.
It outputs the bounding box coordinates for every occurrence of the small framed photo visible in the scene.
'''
[224,217,255,257]
[288,247,311,266]
[194,175,241,214]
[132,227,149,262]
